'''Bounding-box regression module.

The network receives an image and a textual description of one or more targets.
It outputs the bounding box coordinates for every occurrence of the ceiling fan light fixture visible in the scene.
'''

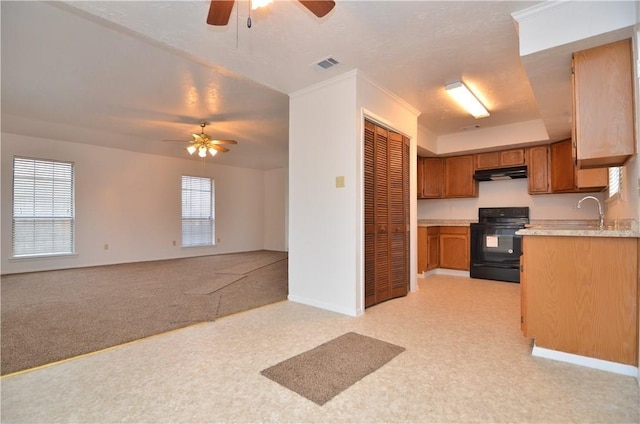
[176,122,237,161]
[445,81,490,119]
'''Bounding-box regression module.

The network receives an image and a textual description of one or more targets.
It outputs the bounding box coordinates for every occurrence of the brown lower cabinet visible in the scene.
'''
[427,227,439,271]
[417,226,468,272]
[417,227,428,273]
[439,226,469,271]
[521,235,638,366]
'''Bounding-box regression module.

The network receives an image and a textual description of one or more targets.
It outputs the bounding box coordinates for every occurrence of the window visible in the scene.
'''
[12,157,75,257]
[607,166,623,201]
[181,175,215,247]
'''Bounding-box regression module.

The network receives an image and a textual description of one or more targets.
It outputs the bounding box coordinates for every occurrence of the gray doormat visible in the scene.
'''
[260,332,405,405]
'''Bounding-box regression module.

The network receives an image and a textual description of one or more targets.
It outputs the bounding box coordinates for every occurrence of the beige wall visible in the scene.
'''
[1,133,286,274]
[288,70,419,317]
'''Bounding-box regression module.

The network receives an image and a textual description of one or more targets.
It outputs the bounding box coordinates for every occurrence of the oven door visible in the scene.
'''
[470,223,524,282]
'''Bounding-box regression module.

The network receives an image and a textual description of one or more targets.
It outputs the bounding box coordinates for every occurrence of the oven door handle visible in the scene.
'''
[471,262,520,269]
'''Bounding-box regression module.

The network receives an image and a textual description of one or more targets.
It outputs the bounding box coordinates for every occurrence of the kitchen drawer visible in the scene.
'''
[439,226,469,235]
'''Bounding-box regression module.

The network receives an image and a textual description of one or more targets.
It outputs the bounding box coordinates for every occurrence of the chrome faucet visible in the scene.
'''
[576,195,604,229]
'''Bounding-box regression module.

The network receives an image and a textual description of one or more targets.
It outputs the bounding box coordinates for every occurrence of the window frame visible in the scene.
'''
[181,175,216,247]
[12,156,76,258]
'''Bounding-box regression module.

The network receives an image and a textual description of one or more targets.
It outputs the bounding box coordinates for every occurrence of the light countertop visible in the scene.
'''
[417,219,640,238]
[517,219,639,238]
[418,220,475,227]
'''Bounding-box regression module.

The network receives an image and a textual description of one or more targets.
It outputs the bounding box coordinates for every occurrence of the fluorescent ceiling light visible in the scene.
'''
[252,0,273,10]
[445,81,490,119]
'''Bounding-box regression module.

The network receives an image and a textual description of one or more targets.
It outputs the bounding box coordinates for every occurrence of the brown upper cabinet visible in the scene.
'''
[417,157,444,199]
[526,145,550,194]
[572,38,635,169]
[444,155,477,198]
[418,139,607,199]
[417,155,476,199]
[417,156,425,198]
[475,148,525,170]
[550,139,607,193]
[526,142,607,195]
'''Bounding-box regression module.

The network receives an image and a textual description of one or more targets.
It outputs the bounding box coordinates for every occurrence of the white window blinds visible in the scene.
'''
[608,166,622,199]
[12,157,75,257]
[181,175,215,247]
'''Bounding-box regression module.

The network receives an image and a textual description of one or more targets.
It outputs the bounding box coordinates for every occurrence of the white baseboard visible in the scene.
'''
[532,343,639,377]
[287,294,361,317]
[423,268,470,278]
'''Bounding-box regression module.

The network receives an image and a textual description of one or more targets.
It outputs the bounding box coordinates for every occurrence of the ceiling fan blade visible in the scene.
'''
[191,133,206,142]
[211,139,238,145]
[207,0,235,26]
[209,144,230,153]
[298,0,335,18]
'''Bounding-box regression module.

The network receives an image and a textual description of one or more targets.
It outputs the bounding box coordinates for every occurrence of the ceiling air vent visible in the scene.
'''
[461,124,480,131]
[312,56,340,71]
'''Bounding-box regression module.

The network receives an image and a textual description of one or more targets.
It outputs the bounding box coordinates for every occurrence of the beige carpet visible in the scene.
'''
[184,274,246,295]
[260,332,405,405]
[1,250,288,375]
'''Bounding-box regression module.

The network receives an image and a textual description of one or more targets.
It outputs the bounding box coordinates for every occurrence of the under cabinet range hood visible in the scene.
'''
[473,165,528,181]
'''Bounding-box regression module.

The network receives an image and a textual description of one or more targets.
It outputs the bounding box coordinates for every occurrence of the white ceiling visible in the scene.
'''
[0,1,626,169]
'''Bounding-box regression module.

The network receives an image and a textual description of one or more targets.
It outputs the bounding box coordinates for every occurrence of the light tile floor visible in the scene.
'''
[2,275,638,423]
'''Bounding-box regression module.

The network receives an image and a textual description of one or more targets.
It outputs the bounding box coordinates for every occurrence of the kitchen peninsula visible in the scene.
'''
[517,223,639,375]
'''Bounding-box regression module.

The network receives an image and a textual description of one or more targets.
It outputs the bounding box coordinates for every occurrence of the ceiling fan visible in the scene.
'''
[206,0,336,26]
[180,122,238,158]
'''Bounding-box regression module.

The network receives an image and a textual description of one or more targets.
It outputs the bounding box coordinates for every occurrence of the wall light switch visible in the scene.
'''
[336,176,345,188]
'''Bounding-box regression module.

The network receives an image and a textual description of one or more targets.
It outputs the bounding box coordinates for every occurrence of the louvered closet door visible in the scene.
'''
[364,121,377,306]
[364,120,409,308]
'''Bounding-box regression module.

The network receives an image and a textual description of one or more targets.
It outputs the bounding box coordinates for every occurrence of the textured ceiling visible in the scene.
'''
[0,0,606,169]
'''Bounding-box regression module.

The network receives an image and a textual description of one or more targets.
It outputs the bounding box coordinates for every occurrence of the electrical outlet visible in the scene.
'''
[216,238,221,244]
[336,176,345,188]
[104,243,109,250]
[172,240,176,246]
